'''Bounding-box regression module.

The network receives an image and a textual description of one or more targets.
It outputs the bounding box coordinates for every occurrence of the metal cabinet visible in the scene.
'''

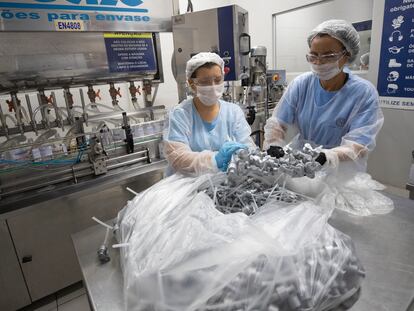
[1,169,163,307]
[0,220,31,311]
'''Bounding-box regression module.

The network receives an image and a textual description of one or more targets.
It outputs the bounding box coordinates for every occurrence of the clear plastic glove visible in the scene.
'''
[320,143,368,170]
[164,141,218,176]
[263,118,288,150]
[319,149,340,169]
[215,142,247,171]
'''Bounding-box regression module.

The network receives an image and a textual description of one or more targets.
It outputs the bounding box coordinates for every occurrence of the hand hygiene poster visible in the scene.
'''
[377,0,414,110]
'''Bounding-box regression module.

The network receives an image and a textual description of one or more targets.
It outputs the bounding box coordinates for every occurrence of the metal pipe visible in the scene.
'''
[87,106,165,122]
[106,155,148,170]
[122,112,134,154]
[37,91,50,129]
[74,117,86,148]
[0,100,9,139]
[79,88,88,127]
[152,83,159,105]
[63,87,74,124]
[106,150,147,164]
[25,94,38,135]
[50,91,65,131]
[143,79,154,120]
[10,92,24,134]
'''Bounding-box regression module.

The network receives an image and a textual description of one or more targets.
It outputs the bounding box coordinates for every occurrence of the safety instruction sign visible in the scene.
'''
[104,33,157,73]
[377,0,414,109]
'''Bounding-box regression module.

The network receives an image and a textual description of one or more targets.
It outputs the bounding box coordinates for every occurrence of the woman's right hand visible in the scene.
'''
[215,142,247,171]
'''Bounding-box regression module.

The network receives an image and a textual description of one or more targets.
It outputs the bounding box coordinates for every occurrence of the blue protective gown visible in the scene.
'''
[276,71,380,149]
[165,98,253,174]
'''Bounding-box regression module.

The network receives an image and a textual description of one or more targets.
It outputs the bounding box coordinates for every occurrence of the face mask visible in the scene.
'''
[311,60,343,81]
[196,83,224,106]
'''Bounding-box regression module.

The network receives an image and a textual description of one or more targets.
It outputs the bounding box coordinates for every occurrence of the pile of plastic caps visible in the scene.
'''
[202,146,322,215]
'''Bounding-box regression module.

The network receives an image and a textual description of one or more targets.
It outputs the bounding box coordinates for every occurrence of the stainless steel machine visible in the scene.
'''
[172,5,251,103]
[172,6,286,148]
[0,1,178,310]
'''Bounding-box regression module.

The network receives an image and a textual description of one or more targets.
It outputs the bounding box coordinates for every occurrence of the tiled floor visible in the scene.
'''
[18,282,90,311]
[56,294,90,311]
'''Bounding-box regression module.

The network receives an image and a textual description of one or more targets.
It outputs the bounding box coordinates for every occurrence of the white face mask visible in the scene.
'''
[196,83,224,106]
[311,60,343,81]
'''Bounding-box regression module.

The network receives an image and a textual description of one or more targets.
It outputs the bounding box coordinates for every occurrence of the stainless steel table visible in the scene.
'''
[72,192,414,311]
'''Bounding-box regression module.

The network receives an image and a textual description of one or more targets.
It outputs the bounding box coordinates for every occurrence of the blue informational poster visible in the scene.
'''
[377,0,414,109]
[104,33,157,73]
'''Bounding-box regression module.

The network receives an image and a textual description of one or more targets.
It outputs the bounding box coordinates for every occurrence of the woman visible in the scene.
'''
[264,20,393,216]
[264,19,383,172]
[164,52,254,176]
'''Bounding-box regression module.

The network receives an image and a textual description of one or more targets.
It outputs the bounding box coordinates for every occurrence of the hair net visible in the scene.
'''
[307,20,360,63]
[186,52,224,80]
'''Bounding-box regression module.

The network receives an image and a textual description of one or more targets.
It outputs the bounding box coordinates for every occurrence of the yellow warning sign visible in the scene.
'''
[103,33,152,39]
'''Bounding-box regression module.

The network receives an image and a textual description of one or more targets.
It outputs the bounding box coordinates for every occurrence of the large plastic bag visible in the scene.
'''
[115,174,364,311]
[285,169,394,216]
[276,138,394,216]
[327,170,394,216]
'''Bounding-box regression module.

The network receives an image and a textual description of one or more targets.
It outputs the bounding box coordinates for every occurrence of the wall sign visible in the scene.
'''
[0,0,176,32]
[104,32,157,73]
[377,0,414,110]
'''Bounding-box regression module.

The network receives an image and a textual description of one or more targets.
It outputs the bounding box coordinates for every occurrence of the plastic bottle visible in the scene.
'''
[100,125,113,148]
[32,148,42,162]
[40,145,53,161]
[134,124,144,137]
[111,128,125,141]
[146,123,154,136]
[11,148,29,161]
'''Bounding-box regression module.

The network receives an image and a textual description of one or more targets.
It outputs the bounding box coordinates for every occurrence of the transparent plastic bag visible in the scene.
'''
[284,161,394,216]
[116,174,365,311]
[327,171,394,216]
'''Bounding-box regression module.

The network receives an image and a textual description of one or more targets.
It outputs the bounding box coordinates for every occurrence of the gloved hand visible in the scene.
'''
[317,149,339,170]
[315,152,327,166]
[267,145,285,158]
[215,142,247,171]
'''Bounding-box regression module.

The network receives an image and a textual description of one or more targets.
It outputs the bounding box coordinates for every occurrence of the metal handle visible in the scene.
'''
[22,255,32,263]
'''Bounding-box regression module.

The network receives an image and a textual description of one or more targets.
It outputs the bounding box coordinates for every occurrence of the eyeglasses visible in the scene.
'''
[192,76,224,86]
[305,50,346,64]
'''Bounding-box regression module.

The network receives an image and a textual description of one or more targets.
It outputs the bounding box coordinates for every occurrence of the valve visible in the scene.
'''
[6,98,21,113]
[109,82,122,106]
[87,85,102,104]
[129,82,141,98]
